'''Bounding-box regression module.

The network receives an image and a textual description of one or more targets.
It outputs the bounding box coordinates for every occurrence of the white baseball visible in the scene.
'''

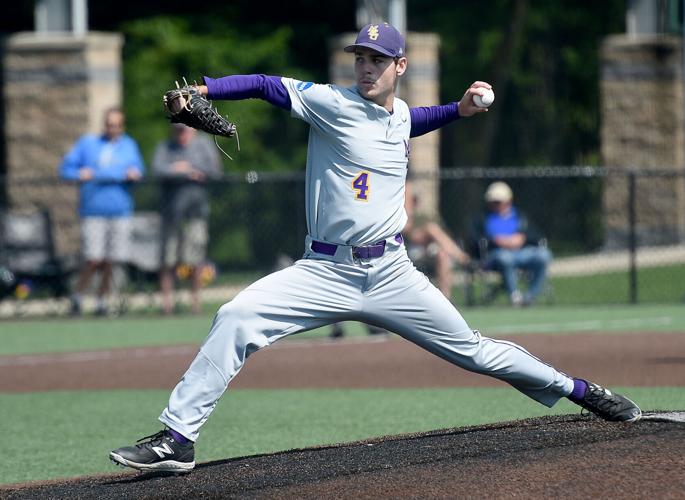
[473,88,495,108]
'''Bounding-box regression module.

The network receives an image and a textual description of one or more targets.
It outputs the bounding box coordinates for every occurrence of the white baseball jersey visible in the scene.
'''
[282,78,410,246]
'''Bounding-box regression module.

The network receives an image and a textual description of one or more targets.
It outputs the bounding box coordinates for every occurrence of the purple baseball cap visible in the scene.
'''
[344,22,405,58]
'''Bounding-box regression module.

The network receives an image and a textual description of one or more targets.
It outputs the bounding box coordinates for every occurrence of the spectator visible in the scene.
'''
[152,124,222,315]
[475,181,552,306]
[59,107,144,316]
[404,179,470,299]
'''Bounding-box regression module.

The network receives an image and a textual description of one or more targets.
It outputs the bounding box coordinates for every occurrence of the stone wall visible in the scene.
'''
[600,34,685,248]
[2,32,123,254]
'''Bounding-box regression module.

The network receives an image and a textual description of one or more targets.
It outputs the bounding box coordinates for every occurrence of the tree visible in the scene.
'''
[410,0,626,167]
[121,15,310,171]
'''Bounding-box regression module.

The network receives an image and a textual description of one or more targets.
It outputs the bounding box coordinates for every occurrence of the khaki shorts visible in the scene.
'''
[161,218,208,267]
[81,216,131,263]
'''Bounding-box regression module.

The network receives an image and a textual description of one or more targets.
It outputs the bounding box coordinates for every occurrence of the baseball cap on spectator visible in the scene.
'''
[344,23,405,58]
[484,182,513,203]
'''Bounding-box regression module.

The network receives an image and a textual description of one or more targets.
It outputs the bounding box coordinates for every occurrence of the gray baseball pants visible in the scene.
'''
[160,237,573,440]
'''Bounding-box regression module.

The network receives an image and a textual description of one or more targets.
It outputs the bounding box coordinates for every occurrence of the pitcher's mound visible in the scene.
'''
[4,413,684,499]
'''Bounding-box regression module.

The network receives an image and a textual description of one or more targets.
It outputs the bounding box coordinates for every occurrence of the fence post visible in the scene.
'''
[628,172,637,304]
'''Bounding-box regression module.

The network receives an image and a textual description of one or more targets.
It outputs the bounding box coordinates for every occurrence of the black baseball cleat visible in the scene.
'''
[109,429,195,473]
[575,381,642,422]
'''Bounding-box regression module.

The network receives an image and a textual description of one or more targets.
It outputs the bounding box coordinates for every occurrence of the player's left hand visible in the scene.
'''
[458,81,492,117]
[163,80,236,139]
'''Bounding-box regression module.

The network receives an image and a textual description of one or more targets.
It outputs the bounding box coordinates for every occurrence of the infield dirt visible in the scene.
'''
[1,332,684,391]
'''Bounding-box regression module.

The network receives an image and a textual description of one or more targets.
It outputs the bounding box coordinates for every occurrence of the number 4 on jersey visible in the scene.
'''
[352,171,370,201]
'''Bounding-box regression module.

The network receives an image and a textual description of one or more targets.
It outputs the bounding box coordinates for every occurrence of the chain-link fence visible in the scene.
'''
[1,167,684,315]
[437,167,685,305]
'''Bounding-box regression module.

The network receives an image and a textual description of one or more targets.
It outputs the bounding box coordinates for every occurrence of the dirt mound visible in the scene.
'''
[4,413,684,499]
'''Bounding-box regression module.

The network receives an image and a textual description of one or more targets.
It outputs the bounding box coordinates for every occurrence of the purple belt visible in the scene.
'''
[311,234,403,259]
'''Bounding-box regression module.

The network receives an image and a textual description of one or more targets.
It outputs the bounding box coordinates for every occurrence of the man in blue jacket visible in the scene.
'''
[59,107,144,315]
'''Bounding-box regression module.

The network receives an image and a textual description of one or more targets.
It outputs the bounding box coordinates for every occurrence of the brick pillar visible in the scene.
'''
[328,31,441,219]
[2,32,123,254]
[600,34,685,248]
[404,33,440,219]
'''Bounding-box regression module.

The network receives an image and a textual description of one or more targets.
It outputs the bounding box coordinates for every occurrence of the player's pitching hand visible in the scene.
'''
[458,81,493,117]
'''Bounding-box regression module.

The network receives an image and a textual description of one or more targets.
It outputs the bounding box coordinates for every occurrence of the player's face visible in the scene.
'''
[354,48,407,110]
[173,125,195,146]
[488,200,512,214]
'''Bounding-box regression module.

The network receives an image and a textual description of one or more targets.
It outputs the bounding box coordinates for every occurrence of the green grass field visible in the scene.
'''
[0,304,683,356]
[452,263,685,306]
[549,263,685,305]
[1,304,684,485]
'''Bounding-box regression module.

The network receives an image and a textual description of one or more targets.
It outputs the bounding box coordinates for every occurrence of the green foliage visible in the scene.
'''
[121,15,313,271]
[411,0,626,167]
[119,3,628,170]
[121,15,309,171]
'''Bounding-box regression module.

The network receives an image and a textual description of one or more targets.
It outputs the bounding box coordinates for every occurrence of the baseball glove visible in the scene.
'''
[163,79,238,157]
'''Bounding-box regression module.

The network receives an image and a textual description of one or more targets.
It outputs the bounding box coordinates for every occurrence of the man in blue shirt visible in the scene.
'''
[480,181,552,306]
[59,107,144,315]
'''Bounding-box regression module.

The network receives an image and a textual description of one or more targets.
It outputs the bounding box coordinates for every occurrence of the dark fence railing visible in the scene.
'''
[1,166,684,311]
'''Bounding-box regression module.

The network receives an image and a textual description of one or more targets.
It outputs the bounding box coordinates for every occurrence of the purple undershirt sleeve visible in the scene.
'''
[203,74,291,111]
[409,102,460,138]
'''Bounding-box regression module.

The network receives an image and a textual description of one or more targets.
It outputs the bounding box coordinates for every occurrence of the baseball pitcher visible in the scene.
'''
[110,22,641,473]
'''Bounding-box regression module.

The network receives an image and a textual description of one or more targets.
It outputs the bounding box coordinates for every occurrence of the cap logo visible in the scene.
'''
[367,24,379,41]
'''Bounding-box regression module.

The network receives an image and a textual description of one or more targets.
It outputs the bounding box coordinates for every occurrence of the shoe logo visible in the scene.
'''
[151,443,174,458]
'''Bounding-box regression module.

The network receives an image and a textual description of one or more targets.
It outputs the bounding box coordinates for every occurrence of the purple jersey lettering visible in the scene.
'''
[352,171,370,201]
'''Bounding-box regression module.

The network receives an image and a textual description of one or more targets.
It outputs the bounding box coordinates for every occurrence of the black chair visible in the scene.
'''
[126,212,162,278]
[120,212,163,310]
[462,237,502,306]
[0,208,76,300]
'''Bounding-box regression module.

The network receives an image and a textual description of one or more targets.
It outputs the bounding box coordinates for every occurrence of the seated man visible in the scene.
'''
[475,181,551,306]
